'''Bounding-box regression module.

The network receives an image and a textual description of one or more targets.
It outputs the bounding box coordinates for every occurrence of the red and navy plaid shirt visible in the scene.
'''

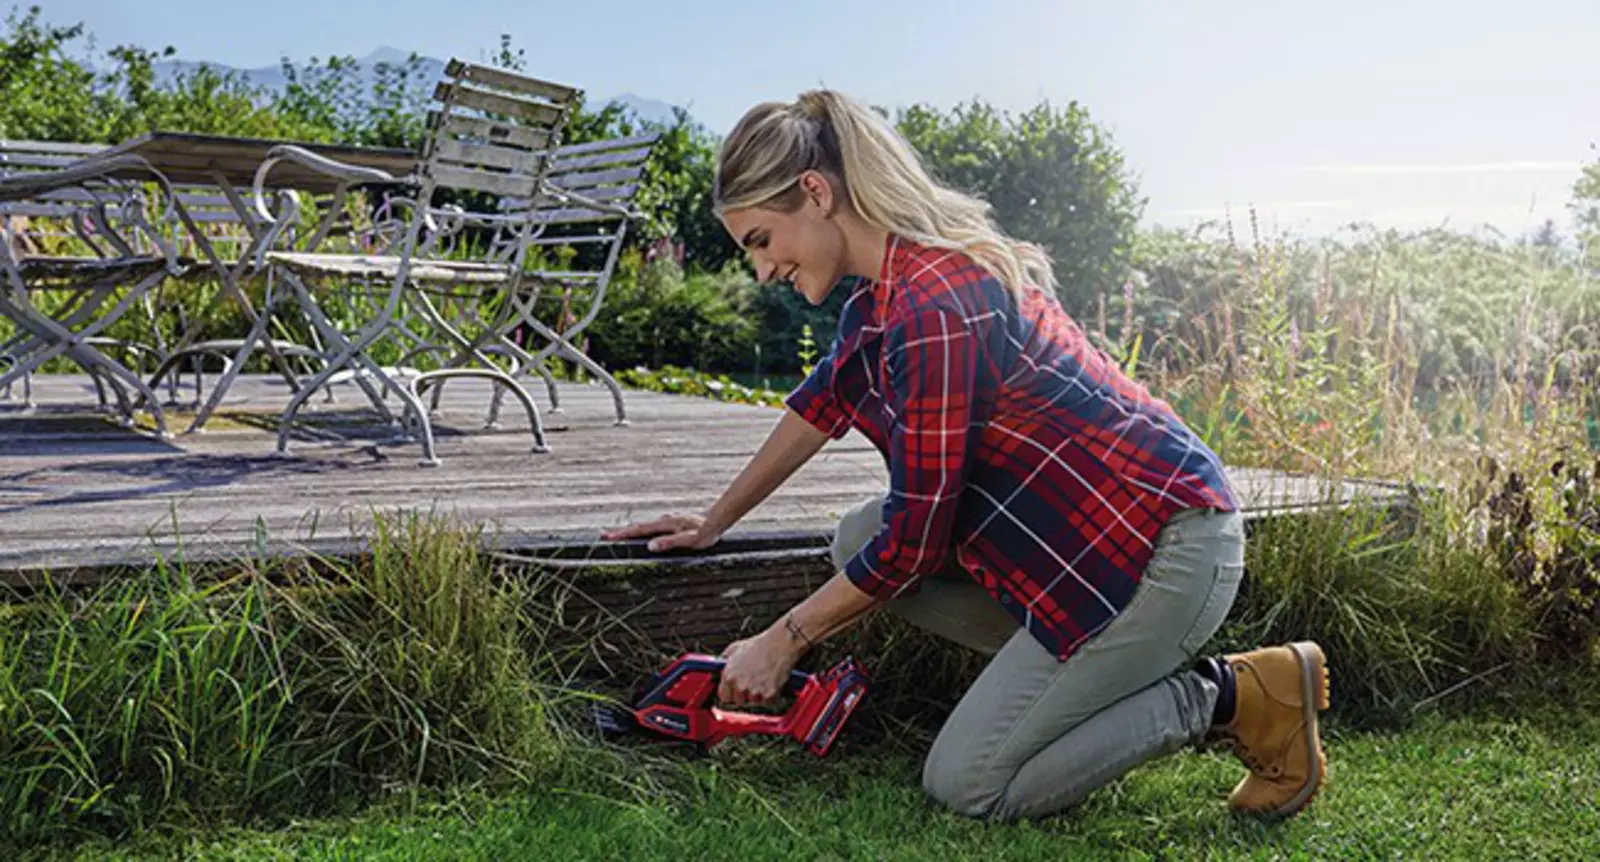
[787,235,1240,662]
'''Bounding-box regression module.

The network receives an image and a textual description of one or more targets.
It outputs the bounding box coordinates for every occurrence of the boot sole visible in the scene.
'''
[1273,640,1329,818]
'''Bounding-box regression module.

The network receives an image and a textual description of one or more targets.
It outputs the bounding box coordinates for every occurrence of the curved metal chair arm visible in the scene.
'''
[0,153,159,202]
[0,153,185,273]
[349,194,455,256]
[250,189,306,271]
[250,144,403,225]
[381,195,445,236]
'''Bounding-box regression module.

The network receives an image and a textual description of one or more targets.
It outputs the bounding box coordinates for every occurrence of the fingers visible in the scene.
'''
[716,678,772,707]
[646,529,702,553]
[598,520,665,541]
[601,514,692,542]
[716,664,774,708]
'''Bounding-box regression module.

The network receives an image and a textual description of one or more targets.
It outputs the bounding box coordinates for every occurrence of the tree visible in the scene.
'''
[486,34,736,271]
[0,7,97,141]
[1572,144,1600,263]
[896,99,1145,316]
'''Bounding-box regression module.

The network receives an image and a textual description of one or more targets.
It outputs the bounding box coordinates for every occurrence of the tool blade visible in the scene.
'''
[592,702,640,738]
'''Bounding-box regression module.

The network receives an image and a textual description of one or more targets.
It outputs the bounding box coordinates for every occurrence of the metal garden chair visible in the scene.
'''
[476,132,661,428]
[252,59,582,465]
[0,152,186,434]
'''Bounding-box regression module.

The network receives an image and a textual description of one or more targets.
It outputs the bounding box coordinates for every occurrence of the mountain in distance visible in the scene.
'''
[149,46,686,128]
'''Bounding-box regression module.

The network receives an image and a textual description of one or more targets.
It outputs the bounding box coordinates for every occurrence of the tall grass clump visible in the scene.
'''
[1218,496,1533,725]
[1109,212,1600,723]
[0,511,559,848]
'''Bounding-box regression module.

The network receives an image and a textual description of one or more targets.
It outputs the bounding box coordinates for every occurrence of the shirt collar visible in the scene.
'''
[828,234,906,365]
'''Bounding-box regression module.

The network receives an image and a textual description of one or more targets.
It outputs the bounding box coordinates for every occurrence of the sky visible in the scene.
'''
[42,0,1600,239]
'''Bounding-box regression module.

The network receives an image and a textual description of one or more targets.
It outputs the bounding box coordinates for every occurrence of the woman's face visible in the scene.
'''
[720,173,846,306]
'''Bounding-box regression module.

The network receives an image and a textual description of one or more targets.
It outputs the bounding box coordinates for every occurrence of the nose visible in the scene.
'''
[752,252,778,283]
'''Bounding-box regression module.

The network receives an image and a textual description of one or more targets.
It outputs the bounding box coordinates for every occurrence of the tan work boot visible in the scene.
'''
[1212,641,1330,818]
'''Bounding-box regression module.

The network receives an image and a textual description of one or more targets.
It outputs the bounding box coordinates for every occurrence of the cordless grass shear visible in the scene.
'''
[593,653,870,756]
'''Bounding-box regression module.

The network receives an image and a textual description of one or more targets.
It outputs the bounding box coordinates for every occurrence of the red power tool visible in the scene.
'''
[594,653,870,756]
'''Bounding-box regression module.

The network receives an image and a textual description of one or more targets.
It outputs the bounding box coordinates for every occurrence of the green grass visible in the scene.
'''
[0,513,565,848]
[35,700,1600,861]
[5,483,1596,856]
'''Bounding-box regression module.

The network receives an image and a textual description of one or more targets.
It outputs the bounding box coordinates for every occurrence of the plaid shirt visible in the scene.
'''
[787,235,1239,661]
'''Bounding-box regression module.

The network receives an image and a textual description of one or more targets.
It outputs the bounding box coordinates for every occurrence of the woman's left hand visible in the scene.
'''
[718,630,800,707]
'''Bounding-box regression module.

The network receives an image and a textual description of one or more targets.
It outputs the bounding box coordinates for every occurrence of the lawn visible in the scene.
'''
[47,699,1600,861]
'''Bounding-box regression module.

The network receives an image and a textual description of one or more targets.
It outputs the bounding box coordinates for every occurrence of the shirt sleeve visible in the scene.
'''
[842,305,981,600]
[783,346,854,440]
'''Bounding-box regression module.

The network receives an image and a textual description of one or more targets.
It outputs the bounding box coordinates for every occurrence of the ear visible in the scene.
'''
[797,170,835,216]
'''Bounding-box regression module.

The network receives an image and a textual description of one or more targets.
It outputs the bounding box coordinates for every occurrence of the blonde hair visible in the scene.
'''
[713,89,1055,296]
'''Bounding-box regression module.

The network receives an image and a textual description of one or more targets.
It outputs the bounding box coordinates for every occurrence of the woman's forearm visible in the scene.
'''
[702,408,831,536]
[763,571,882,659]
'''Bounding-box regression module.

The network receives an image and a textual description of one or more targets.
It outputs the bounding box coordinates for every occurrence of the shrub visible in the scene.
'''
[0,512,558,847]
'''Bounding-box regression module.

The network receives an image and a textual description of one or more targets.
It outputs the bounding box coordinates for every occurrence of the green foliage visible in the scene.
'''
[54,700,1600,859]
[796,324,817,377]
[1126,216,1600,477]
[614,365,784,408]
[0,512,558,846]
[0,7,97,141]
[897,99,1145,313]
[98,50,301,142]
[1473,453,1600,661]
[741,276,852,378]
[582,256,759,373]
[1574,148,1600,262]
[1219,497,1530,725]
[275,53,432,148]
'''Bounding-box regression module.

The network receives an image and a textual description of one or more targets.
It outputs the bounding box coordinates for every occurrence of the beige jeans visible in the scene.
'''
[832,495,1245,821]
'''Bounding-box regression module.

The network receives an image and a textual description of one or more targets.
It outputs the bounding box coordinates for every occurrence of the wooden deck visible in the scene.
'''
[0,374,1408,586]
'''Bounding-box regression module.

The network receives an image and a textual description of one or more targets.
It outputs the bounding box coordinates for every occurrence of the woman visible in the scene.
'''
[602,90,1329,822]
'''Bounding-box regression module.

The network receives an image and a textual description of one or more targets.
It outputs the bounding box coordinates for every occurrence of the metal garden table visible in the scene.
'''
[92,132,421,432]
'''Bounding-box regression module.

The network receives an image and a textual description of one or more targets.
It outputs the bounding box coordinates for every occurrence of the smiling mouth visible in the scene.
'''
[783,266,799,285]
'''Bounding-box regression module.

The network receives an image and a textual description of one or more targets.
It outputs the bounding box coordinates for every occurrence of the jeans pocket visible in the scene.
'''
[1179,561,1244,657]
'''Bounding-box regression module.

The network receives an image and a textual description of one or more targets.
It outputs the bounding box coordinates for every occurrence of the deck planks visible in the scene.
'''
[0,374,1407,582]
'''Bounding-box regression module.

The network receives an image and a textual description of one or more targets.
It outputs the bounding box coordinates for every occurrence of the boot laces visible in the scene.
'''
[1226,660,1299,777]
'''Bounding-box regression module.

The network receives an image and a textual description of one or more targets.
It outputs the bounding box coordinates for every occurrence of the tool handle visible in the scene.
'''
[675,654,812,696]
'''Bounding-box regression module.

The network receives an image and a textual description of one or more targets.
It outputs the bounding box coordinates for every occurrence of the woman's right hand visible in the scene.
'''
[600,512,721,553]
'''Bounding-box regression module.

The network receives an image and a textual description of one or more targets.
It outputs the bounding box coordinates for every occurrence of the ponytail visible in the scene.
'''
[714,90,1055,296]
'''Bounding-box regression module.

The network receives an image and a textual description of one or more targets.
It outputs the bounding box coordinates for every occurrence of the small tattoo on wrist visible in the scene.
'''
[784,614,815,649]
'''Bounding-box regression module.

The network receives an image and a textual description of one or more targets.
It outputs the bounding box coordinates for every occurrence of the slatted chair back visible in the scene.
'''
[0,140,261,262]
[0,141,117,250]
[0,141,174,267]
[504,131,660,339]
[0,140,105,177]
[498,133,659,271]
[525,133,658,227]
[418,61,581,204]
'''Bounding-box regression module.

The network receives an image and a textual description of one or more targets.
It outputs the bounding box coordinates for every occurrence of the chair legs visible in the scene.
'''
[272,270,552,465]
[482,342,561,429]
[0,270,172,436]
[517,312,629,426]
[0,352,34,409]
[413,368,549,455]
